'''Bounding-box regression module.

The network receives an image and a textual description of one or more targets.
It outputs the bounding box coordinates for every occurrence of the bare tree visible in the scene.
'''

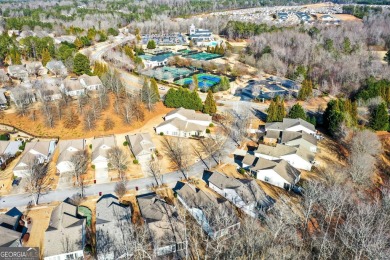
[83,109,96,131]
[161,137,191,179]
[24,159,51,206]
[70,150,88,186]
[148,159,162,186]
[107,146,129,180]
[114,181,127,199]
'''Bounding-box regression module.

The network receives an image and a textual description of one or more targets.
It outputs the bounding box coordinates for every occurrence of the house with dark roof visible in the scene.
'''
[255,143,315,171]
[249,158,301,190]
[127,133,156,162]
[175,181,240,238]
[0,207,26,247]
[264,118,316,135]
[137,193,188,257]
[96,194,132,260]
[206,171,274,218]
[43,199,86,260]
[56,139,86,174]
[13,140,57,177]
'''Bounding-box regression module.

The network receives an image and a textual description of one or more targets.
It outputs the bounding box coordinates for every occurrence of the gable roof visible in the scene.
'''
[128,133,155,157]
[0,89,7,104]
[166,107,212,122]
[265,118,315,132]
[264,130,280,139]
[96,194,130,223]
[44,198,85,257]
[91,136,116,161]
[280,130,317,146]
[0,207,23,247]
[137,193,186,248]
[256,144,315,163]
[57,139,85,164]
[64,78,84,91]
[208,171,269,205]
[157,118,207,132]
[79,74,102,86]
[251,158,300,183]
[16,141,55,168]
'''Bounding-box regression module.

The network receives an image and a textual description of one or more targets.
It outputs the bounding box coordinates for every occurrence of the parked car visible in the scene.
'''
[12,177,22,187]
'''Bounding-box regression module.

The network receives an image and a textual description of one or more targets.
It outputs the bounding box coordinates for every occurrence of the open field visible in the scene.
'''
[0,97,172,139]
[332,14,362,21]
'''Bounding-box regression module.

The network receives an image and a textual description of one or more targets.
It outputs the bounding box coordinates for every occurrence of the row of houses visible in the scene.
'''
[241,118,318,191]
[6,74,103,108]
[30,167,273,259]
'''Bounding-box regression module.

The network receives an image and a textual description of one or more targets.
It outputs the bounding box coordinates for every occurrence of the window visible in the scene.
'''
[264,176,270,182]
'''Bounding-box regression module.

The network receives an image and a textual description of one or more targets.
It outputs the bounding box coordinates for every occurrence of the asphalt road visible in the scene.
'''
[0,137,237,209]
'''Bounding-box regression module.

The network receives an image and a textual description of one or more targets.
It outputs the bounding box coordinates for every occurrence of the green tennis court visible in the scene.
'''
[175,73,221,88]
[141,66,193,80]
[78,206,92,226]
[187,52,222,60]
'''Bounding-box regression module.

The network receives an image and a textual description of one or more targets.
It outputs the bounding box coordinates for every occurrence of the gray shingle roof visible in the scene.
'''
[128,133,155,157]
[91,136,116,161]
[0,207,23,247]
[256,143,315,163]
[265,118,315,132]
[280,130,317,146]
[166,107,212,122]
[251,158,300,183]
[157,118,207,132]
[57,139,85,164]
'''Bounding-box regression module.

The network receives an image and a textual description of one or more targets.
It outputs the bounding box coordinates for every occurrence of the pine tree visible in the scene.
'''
[203,90,217,115]
[41,49,51,66]
[147,40,156,49]
[74,37,83,49]
[288,103,306,120]
[276,97,286,121]
[150,78,160,102]
[298,79,313,100]
[266,99,276,122]
[369,102,389,131]
[73,53,91,75]
[384,50,390,65]
[192,75,199,91]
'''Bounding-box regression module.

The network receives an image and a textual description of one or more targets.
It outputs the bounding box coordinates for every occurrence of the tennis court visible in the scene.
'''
[141,66,193,81]
[266,84,285,92]
[187,52,222,60]
[175,73,221,88]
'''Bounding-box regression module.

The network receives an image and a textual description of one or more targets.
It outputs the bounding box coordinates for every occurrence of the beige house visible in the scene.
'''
[127,133,156,163]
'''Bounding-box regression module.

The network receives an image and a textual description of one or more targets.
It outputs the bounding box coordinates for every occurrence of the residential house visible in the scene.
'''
[280,130,317,153]
[13,140,57,177]
[26,61,48,76]
[53,35,76,45]
[79,74,103,91]
[62,78,85,97]
[0,140,22,166]
[155,108,212,137]
[255,144,315,171]
[46,60,68,77]
[0,207,27,247]
[43,199,86,260]
[175,182,240,238]
[96,194,132,260]
[56,139,86,174]
[206,171,273,218]
[7,65,29,81]
[9,86,36,107]
[91,136,116,182]
[7,30,20,37]
[164,108,212,126]
[127,133,156,163]
[35,77,62,101]
[248,157,301,190]
[137,193,188,257]
[264,118,316,135]
[263,130,280,144]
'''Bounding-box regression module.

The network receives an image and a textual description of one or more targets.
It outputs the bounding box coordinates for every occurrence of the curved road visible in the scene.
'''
[0,137,237,209]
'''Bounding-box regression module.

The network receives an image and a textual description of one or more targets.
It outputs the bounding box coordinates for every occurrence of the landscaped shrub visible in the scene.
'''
[91,165,95,169]
[209,123,214,127]
[159,132,164,136]
[206,129,211,134]
[123,141,128,146]
[89,144,92,149]
[239,168,246,174]
[133,159,139,164]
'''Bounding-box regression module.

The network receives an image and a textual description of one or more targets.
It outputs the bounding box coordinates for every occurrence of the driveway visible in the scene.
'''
[0,136,237,209]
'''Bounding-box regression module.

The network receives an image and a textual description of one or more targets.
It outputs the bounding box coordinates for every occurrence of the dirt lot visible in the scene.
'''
[332,14,362,22]
[1,95,172,139]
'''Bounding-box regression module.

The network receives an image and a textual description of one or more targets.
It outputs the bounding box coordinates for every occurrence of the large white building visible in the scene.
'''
[189,24,214,45]
[155,108,212,137]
